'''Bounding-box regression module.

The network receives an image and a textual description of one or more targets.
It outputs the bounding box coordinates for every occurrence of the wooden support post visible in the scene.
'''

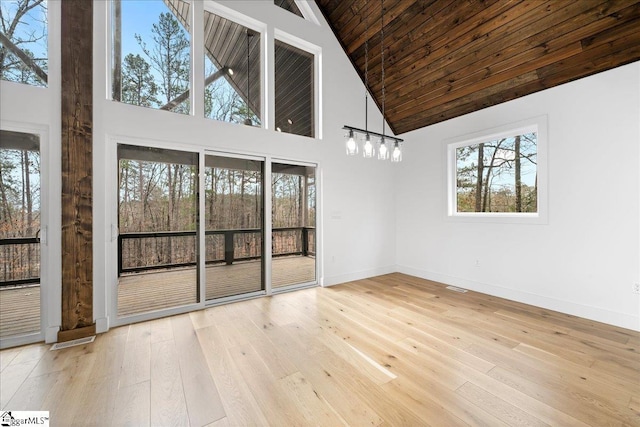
[59,0,95,342]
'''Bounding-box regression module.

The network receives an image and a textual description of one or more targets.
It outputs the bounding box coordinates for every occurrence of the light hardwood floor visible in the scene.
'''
[1,273,639,426]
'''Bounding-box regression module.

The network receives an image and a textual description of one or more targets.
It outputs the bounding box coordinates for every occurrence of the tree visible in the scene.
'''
[0,0,47,86]
[136,12,190,113]
[121,53,158,107]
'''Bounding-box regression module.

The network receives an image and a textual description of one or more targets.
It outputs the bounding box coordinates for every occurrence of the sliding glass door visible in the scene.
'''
[205,154,264,300]
[113,147,316,318]
[271,162,316,289]
[117,145,199,316]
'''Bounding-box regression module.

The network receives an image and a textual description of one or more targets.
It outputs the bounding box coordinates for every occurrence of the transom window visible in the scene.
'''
[274,0,305,18]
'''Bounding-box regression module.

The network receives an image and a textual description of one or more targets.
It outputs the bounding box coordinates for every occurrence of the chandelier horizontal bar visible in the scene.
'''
[342,125,403,143]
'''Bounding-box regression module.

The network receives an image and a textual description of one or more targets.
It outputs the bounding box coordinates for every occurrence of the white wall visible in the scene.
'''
[395,61,640,331]
[91,1,398,330]
[4,1,637,341]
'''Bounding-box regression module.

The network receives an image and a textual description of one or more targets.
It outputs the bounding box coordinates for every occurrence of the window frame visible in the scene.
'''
[445,115,548,224]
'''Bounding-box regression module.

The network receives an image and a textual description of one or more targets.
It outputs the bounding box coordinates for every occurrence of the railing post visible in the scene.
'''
[117,234,123,277]
[302,227,309,257]
[225,231,234,265]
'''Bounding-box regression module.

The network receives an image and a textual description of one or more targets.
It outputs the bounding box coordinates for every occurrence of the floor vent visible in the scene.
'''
[50,335,95,351]
[446,286,468,293]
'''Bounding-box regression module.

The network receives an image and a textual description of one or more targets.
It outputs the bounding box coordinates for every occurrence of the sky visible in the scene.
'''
[456,134,538,189]
[120,0,186,58]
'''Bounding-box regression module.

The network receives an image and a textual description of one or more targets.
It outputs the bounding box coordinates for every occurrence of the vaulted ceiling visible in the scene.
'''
[315,0,640,135]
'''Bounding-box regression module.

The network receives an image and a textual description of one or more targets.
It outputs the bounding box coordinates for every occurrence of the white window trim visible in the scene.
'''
[294,1,321,26]
[445,115,548,224]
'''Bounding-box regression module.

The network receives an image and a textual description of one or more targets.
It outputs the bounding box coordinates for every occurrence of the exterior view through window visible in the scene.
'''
[274,0,305,18]
[455,131,537,213]
[0,130,41,339]
[117,144,199,316]
[205,155,264,300]
[112,0,191,114]
[275,39,314,137]
[203,12,261,126]
[272,163,316,288]
[0,0,48,87]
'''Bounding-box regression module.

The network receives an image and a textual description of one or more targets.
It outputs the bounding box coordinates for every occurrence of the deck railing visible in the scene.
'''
[118,227,315,275]
[0,237,40,287]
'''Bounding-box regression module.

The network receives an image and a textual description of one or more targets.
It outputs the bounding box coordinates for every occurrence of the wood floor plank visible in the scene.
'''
[150,339,189,427]
[456,381,548,427]
[1,358,38,409]
[171,314,226,427]
[1,273,637,426]
[111,381,150,427]
[196,325,271,427]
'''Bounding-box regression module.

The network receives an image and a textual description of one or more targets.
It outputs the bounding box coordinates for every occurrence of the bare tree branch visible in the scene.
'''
[0,31,47,83]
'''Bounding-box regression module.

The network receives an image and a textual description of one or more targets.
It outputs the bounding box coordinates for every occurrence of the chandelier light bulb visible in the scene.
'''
[363,134,374,158]
[378,138,389,160]
[345,130,358,155]
[391,141,402,162]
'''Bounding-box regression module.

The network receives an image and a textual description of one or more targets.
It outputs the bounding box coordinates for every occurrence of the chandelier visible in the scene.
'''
[343,0,403,162]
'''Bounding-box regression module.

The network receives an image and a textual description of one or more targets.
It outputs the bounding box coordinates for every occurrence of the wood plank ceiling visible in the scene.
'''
[315,0,640,135]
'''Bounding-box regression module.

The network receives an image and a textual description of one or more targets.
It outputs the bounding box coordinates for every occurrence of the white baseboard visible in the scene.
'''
[45,325,60,343]
[95,316,109,334]
[323,264,396,288]
[396,265,640,332]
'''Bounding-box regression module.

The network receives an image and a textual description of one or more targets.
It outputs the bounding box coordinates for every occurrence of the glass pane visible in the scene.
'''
[0,130,41,338]
[271,162,316,288]
[274,0,305,18]
[0,0,48,87]
[205,155,263,300]
[204,12,261,126]
[112,0,191,114]
[275,40,314,137]
[456,132,538,213]
[117,145,199,316]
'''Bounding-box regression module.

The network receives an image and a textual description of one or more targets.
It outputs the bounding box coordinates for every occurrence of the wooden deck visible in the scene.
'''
[0,257,315,338]
[0,285,40,339]
[118,255,316,316]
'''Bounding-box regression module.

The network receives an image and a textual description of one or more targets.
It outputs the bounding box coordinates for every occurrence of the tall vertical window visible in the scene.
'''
[0,130,41,338]
[203,11,261,126]
[0,0,48,87]
[275,39,314,138]
[112,0,191,114]
[448,118,547,222]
